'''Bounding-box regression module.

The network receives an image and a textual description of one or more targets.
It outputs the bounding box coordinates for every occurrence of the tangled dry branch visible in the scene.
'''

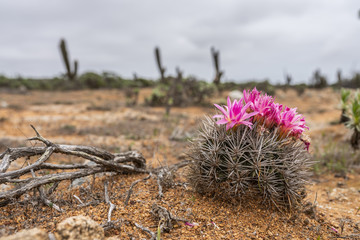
[0,125,153,206]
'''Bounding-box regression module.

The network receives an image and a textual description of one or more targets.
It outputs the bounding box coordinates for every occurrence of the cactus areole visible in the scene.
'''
[188,88,312,209]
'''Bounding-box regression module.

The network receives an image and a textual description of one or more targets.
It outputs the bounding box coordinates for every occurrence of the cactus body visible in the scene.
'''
[211,47,223,86]
[59,39,78,81]
[155,47,166,83]
[188,116,312,209]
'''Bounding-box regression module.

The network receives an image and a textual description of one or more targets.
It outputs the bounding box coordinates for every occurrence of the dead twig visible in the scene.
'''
[104,180,116,222]
[156,175,164,199]
[153,160,190,199]
[29,165,63,212]
[73,195,83,205]
[101,219,122,231]
[134,222,156,240]
[124,174,151,207]
[151,204,188,233]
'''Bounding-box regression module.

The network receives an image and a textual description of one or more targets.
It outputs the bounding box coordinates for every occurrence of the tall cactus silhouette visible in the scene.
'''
[211,47,223,86]
[154,46,166,83]
[59,39,78,81]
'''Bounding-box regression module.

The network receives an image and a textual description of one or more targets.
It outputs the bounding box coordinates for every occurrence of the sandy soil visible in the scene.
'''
[0,88,359,239]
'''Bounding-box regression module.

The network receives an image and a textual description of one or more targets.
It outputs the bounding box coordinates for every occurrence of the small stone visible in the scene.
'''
[303,218,310,226]
[229,90,243,100]
[69,177,90,189]
[0,228,48,240]
[55,215,104,240]
[0,101,8,108]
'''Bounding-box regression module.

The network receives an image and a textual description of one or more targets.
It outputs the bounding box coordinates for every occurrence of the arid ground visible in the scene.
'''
[0,88,359,239]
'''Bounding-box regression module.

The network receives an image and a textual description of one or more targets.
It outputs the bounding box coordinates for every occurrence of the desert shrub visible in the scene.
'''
[293,84,307,96]
[188,88,312,209]
[124,87,139,106]
[0,75,11,88]
[102,72,123,89]
[133,77,156,88]
[183,78,216,105]
[222,80,275,96]
[312,139,360,174]
[145,84,168,106]
[310,69,327,89]
[78,72,106,89]
[339,73,360,89]
[58,124,77,135]
[0,74,155,91]
[146,77,215,107]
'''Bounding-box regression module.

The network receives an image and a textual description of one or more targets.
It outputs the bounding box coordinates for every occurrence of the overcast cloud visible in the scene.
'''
[0,0,359,83]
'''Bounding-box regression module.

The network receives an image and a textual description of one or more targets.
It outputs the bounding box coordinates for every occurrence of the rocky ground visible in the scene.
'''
[0,88,359,239]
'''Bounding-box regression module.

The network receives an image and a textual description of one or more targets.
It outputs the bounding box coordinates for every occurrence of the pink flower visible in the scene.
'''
[264,103,283,128]
[252,94,274,123]
[212,87,309,150]
[300,138,310,151]
[185,222,195,227]
[242,87,261,109]
[213,97,258,130]
[279,107,309,138]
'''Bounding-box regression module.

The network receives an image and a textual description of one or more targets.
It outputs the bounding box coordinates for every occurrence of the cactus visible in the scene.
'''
[345,92,360,149]
[211,47,223,86]
[340,88,351,123]
[154,46,166,83]
[187,88,312,209]
[59,39,78,81]
[285,74,292,87]
[337,70,343,87]
[311,69,327,89]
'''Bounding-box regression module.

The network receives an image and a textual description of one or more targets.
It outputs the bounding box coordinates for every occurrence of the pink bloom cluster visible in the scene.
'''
[213,88,309,148]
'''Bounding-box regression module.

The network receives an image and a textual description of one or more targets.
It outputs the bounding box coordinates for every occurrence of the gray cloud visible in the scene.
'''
[0,0,359,83]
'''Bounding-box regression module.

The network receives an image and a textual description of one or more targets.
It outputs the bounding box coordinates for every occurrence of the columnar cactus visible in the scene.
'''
[188,88,312,209]
[59,39,78,81]
[211,47,223,86]
[154,46,166,83]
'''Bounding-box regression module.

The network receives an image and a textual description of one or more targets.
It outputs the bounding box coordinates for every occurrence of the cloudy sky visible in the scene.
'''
[0,0,359,83]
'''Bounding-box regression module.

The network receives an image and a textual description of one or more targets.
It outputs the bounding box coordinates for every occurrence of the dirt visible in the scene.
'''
[0,88,359,239]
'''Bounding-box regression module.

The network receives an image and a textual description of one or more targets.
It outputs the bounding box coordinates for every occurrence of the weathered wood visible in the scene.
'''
[0,126,148,205]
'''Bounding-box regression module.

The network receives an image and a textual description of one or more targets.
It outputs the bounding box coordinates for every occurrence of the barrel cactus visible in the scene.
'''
[188,88,312,209]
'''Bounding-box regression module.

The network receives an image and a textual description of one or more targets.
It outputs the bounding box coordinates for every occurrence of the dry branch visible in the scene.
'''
[134,222,156,240]
[104,180,116,222]
[151,204,188,233]
[0,126,148,206]
[29,166,63,212]
[124,174,151,207]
